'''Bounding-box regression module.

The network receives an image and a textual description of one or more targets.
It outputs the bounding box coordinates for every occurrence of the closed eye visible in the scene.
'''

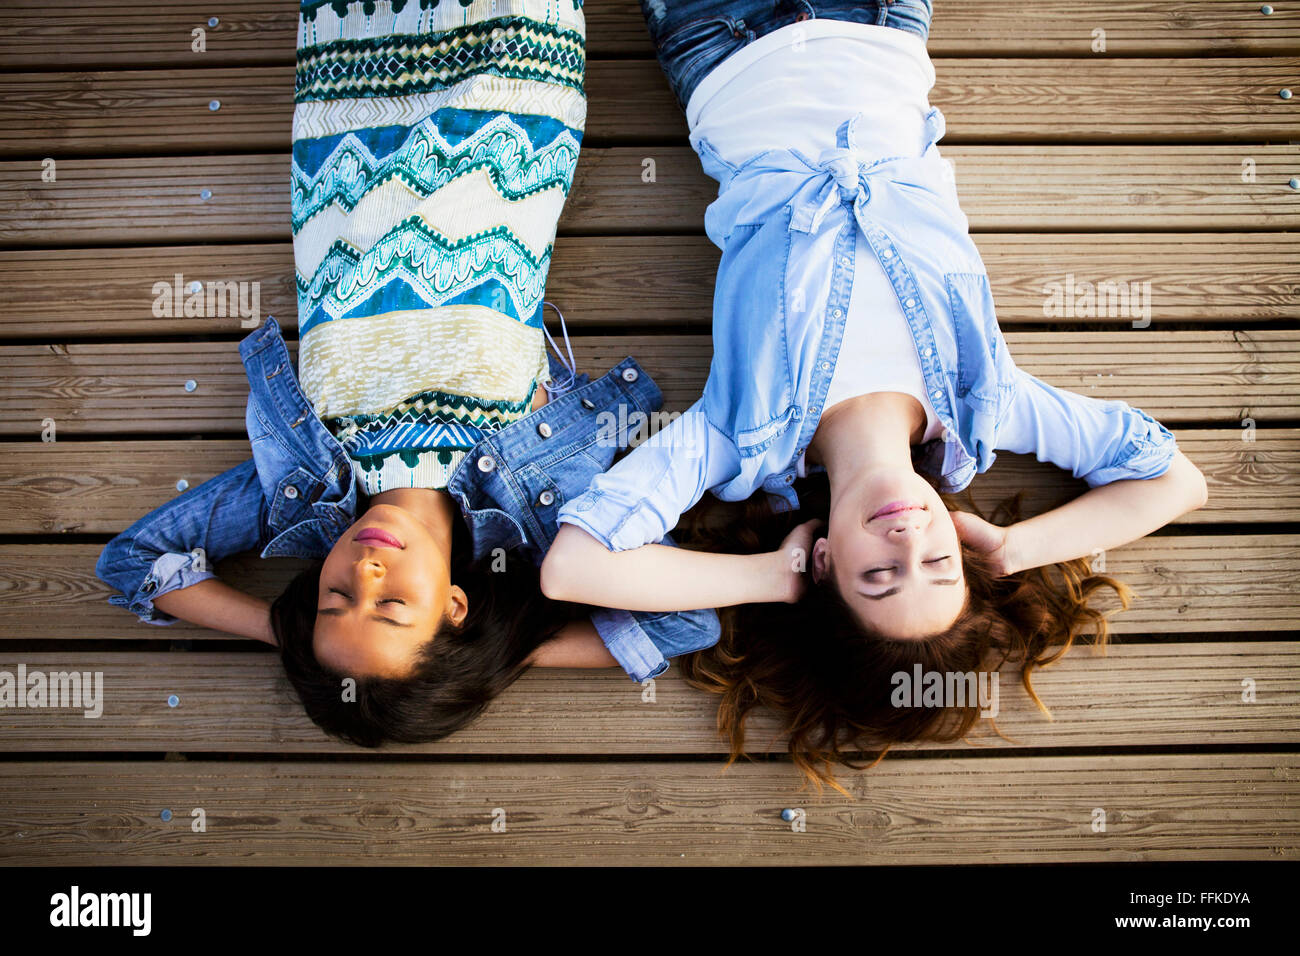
[329,589,404,607]
[865,557,952,580]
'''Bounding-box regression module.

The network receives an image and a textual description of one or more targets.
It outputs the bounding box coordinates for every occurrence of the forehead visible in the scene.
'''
[848,579,969,638]
[312,615,422,678]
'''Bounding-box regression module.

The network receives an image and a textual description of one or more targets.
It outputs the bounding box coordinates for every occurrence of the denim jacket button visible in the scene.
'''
[922,347,933,357]
[537,422,553,438]
[881,248,893,258]
[622,367,639,382]
[476,455,495,473]
[538,490,555,507]
[581,398,595,410]
[283,485,298,499]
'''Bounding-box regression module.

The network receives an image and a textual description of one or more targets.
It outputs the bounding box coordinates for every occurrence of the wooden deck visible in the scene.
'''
[0,1,1297,866]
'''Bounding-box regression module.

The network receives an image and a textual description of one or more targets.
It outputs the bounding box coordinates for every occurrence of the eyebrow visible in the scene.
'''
[316,607,413,628]
[857,577,962,600]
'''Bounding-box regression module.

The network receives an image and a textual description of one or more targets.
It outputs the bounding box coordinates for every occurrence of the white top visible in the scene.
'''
[686,20,944,470]
[823,230,943,437]
[686,19,936,166]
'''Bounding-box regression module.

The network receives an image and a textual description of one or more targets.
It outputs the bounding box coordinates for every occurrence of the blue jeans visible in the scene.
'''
[641,0,934,110]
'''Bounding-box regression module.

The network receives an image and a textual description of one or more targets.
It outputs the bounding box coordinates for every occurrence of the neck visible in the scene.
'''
[809,392,924,490]
[369,487,457,554]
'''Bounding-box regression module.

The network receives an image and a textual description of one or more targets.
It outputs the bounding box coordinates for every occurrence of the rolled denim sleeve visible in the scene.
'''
[557,401,740,552]
[995,367,1178,488]
[95,459,267,625]
[586,535,722,682]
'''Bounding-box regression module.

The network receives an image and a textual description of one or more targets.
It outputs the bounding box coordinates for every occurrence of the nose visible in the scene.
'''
[881,509,930,541]
[354,556,386,584]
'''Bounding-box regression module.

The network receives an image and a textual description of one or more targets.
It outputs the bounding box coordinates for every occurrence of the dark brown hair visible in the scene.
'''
[675,471,1134,795]
[271,513,585,746]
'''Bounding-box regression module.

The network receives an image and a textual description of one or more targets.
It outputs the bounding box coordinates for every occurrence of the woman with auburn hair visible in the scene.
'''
[540,0,1208,789]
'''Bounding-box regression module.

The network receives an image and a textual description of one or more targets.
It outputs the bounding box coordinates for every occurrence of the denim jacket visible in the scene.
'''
[95,317,718,681]
[557,107,1178,552]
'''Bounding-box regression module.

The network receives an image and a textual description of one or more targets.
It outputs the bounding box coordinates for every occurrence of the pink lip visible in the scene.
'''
[870,500,925,521]
[354,527,404,549]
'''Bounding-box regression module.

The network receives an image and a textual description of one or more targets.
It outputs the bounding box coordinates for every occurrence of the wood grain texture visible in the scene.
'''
[0,0,1296,869]
[4,59,1296,156]
[3,146,1298,246]
[3,536,1295,642]
[0,331,1292,435]
[0,643,1294,755]
[0,0,1296,69]
[2,429,1293,535]
[0,755,1294,865]
[4,234,1296,337]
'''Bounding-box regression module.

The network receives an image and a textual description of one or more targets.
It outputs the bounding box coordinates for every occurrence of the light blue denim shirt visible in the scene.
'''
[95,317,718,682]
[557,107,1178,553]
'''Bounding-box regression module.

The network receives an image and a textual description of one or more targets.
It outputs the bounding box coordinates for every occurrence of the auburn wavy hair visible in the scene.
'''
[675,471,1135,795]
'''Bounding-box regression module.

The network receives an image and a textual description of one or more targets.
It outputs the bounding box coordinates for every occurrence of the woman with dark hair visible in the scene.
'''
[95,0,719,747]
[540,0,1208,789]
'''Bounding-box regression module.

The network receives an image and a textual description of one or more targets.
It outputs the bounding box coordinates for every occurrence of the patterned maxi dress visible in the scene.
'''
[292,0,586,494]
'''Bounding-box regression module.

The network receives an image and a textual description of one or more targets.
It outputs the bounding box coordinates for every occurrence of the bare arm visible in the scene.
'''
[152,579,277,646]
[540,520,814,612]
[955,449,1208,575]
[525,619,620,668]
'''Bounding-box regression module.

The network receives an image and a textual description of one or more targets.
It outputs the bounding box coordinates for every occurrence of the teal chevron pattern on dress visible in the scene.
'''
[297,217,550,335]
[291,0,586,495]
[292,111,581,229]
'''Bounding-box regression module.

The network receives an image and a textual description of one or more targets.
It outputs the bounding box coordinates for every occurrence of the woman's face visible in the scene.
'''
[814,466,967,639]
[312,504,466,678]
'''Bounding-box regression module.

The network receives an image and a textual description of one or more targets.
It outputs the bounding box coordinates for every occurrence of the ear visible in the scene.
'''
[811,536,831,584]
[446,584,469,628]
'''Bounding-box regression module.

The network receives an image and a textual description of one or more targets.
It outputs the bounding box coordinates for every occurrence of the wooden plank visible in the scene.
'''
[0,331,1293,436]
[0,1,299,69]
[3,535,1295,642]
[4,234,1296,338]
[1,643,1295,755]
[3,146,1297,245]
[2,429,1293,536]
[5,59,1298,156]
[0,755,1293,864]
[588,58,1300,144]
[1,1,1296,69]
